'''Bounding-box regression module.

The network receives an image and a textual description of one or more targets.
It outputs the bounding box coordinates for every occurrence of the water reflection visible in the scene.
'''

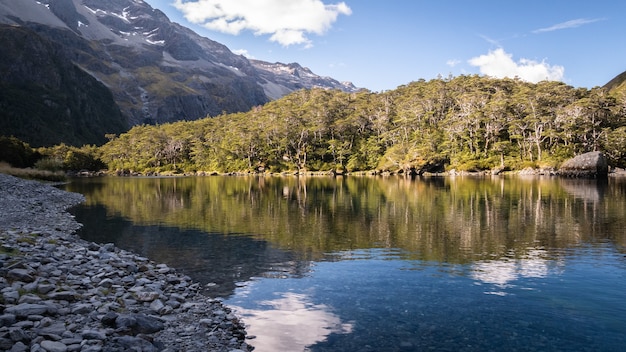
[62,176,626,351]
[471,249,560,295]
[559,178,608,202]
[70,203,309,297]
[63,176,626,296]
[231,292,353,352]
[65,176,626,258]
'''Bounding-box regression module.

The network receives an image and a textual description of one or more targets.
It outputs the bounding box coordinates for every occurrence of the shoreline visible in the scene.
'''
[0,173,252,352]
[75,164,626,178]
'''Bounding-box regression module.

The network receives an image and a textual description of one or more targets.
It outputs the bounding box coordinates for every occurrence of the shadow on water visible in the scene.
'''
[70,203,309,298]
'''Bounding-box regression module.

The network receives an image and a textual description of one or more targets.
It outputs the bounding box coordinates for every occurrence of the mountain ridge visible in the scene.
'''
[0,0,359,146]
[604,70,626,96]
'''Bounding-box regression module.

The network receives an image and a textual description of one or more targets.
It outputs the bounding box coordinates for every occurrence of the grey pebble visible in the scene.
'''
[0,174,252,351]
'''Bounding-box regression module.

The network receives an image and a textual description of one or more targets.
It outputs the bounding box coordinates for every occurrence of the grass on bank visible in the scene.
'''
[0,162,66,182]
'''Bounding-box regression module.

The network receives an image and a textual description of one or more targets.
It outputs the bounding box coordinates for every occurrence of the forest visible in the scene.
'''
[97,75,626,174]
[3,75,626,175]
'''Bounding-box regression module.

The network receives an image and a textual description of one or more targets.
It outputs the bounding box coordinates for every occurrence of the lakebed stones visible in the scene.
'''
[0,174,252,352]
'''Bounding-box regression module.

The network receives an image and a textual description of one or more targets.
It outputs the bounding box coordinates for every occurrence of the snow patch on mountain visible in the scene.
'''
[0,0,360,125]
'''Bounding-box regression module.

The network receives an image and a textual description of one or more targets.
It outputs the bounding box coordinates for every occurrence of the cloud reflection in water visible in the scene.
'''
[471,249,556,295]
[232,292,353,352]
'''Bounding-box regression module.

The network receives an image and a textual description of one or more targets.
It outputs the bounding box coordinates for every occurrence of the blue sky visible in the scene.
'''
[144,0,626,92]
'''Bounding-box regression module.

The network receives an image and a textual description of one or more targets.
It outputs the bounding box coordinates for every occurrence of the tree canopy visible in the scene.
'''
[98,75,626,174]
[4,75,626,174]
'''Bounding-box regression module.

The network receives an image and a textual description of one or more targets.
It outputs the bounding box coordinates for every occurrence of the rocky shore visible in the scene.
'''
[0,173,252,352]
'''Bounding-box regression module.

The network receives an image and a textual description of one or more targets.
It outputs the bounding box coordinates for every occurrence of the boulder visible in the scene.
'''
[114,314,165,335]
[558,151,608,178]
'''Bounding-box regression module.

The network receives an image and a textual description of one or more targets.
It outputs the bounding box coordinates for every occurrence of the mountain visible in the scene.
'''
[250,60,359,100]
[0,0,359,145]
[0,24,127,147]
[604,70,626,96]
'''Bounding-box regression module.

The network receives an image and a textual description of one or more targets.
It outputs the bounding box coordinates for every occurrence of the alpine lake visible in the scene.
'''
[61,175,626,352]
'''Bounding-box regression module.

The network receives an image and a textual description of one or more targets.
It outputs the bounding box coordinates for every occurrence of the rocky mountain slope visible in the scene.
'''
[604,70,626,97]
[251,60,358,100]
[0,0,359,145]
[0,24,127,147]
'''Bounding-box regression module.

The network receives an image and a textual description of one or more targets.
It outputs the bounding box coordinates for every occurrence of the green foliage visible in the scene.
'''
[94,76,626,174]
[34,157,64,172]
[0,136,38,168]
[602,126,626,168]
[37,144,106,171]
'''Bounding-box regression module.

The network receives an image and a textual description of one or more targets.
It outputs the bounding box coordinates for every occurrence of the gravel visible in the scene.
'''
[0,173,253,352]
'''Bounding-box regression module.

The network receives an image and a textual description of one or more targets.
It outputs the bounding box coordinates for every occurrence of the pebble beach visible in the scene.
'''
[0,173,252,352]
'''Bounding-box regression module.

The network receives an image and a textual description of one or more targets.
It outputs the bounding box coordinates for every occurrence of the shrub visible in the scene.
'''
[0,136,38,168]
[34,157,64,172]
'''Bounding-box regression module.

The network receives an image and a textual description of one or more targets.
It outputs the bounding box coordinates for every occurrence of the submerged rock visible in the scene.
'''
[558,151,609,178]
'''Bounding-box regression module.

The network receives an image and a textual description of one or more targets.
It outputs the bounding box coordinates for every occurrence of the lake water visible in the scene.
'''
[62,175,626,352]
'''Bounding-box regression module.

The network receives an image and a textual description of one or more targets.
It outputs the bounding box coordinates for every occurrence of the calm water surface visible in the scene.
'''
[63,176,626,352]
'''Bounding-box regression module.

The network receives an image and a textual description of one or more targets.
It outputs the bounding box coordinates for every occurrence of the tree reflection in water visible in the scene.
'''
[63,176,626,352]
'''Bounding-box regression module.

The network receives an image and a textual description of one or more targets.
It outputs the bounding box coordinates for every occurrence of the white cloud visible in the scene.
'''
[468,48,564,83]
[532,18,603,34]
[446,59,461,67]
[172,0,351,47]
[479,34,501,46]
